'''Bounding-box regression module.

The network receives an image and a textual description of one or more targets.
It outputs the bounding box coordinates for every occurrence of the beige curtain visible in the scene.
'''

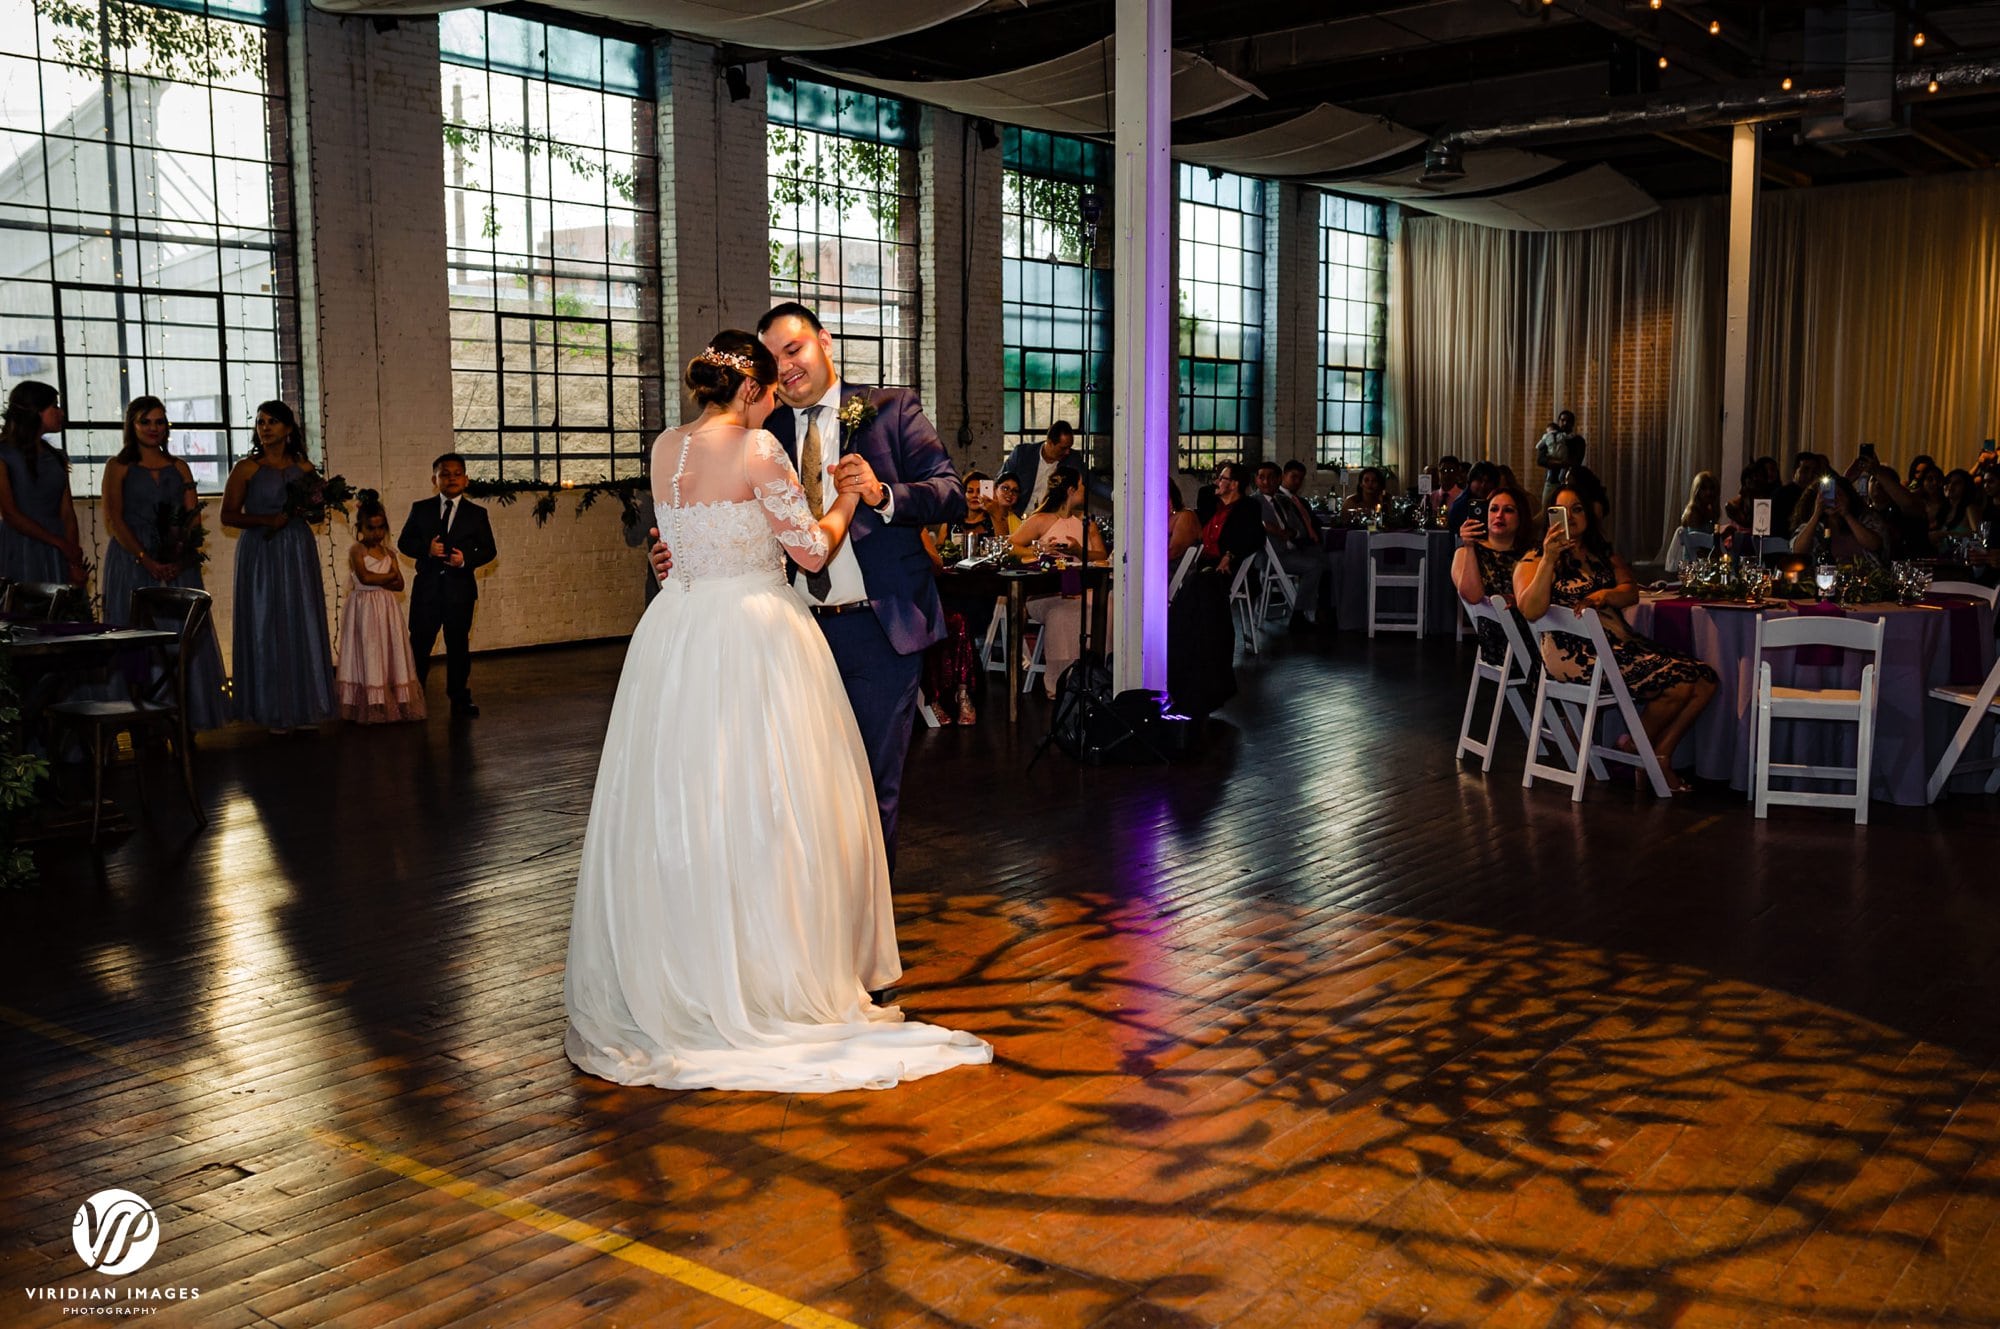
[1750,170,2000,465]
[1393,168,2000,560]
[1389,200,1725,553]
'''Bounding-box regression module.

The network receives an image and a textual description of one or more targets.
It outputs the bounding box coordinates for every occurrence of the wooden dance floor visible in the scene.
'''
[5,632,2000,1327]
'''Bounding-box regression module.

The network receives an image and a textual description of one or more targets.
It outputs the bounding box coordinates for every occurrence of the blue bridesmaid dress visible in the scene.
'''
[231,462,333,729]
[101,462,234,729]
[0,443,73,584]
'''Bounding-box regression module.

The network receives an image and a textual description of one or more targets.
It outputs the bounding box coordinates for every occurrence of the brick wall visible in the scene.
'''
[918,108,1005,478]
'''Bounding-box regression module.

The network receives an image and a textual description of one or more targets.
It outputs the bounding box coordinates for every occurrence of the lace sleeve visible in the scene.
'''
[745,430,832,572]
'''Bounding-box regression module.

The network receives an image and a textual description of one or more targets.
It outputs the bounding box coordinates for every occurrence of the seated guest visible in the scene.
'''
[1003,421,1077,520]
[947,470,1011,550]
[1445,462,1499,532]
[1344,465,1388,515]
[1197,461,1265,576]
[1278,459,1314,507]
[1565,464,1613,540]
[1427,456,1465,521]
[1012,468,1110,700]
[919,528,979,725]
[1168,483,1202,568]
[988,474,1025,537]
[1661,469,1720,571]
[1516,486,1717,793]
[1852,456,1928,557]
[1496,463,1522,494]
[1908,453,1939,486]
[1788,472,1886,563]
[1253,461,1326,624]
[1723,462,1774,532]
[1939,469,1983,543]
[1770,451,1817,529]
[1451,484,1534,666]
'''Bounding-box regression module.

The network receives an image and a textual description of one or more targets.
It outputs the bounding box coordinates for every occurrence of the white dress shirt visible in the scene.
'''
[789,379,892,606]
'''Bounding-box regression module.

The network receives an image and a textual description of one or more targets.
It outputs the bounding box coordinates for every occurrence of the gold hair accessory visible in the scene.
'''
[698,346,753,372]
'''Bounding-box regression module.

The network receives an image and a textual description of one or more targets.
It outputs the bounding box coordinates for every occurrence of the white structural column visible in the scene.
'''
[1718,122,1760,494]
[1110,0,1173,694]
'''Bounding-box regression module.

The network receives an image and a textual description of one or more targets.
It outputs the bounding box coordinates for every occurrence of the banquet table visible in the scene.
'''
[1323,527,1460,637]
[936,562,1109,724]
[1624,593,1997,805]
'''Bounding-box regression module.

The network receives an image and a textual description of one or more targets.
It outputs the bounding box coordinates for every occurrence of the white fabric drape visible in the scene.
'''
[1394,170,2000,559]
[1390,199,1724,553]
[1749,170,2000,460]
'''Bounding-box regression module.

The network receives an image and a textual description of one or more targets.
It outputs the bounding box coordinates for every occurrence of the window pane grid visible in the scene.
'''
[442,13,659,483]
[767,76,918,390]
[1177,163,1264,474]
[1001,127,1109,470]
[0,0,299,491]
[1315,190,1387,470]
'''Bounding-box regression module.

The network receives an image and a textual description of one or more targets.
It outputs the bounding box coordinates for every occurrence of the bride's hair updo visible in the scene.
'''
[684,330,777,408]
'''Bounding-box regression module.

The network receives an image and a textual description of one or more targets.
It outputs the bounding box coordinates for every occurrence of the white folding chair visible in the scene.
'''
[1366,533,1427,639]
[1020,622,1047,693]
[1926,652,2000,802]
[1258,538,1300,626]
[980,598,1008,674]
[1929,580,2000,609]
[1226,550,1263,655]
[1521,605,1672,801]
[1750,614,1885,824]
[1457,596,1555,772]
[1168,546,1200,602]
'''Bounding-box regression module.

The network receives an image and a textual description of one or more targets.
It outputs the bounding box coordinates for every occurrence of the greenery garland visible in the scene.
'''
[462,477,650,533]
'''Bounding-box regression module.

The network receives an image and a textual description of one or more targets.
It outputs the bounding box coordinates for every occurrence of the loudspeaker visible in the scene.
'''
[1049,662,1199,764]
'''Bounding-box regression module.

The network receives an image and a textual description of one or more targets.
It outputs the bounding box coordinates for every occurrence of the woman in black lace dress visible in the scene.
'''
[1515,485,1717,792]
[1450,483,1534,667]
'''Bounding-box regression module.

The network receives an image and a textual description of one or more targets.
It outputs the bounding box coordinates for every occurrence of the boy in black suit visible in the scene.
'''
[397,453,497,717]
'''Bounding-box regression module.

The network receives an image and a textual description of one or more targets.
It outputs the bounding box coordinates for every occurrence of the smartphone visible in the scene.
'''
[1468,496,1488,525]
[1547,506,1570,542]
[1859,442,1878,463]
[970,479,992,503]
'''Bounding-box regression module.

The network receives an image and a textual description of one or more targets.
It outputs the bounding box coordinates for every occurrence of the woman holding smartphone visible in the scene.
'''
[1516,485,1716,793]
[1787,472,1884,562]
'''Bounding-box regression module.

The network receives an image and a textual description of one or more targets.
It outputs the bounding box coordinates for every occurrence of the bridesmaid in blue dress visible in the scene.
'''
[0,381,85,586]
[221,400,333,732]
[100,396,233,729]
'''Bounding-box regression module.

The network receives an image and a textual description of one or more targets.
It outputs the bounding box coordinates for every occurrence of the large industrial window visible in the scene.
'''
[1317,191,1386,469]
[441,10,658,483]
[1001,126,1108,475]
[767,75,918,390]
[0,0,300,493]
[1177,164,1265,474]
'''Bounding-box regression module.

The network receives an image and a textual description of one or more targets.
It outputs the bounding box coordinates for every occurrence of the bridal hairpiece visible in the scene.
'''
[698,346,753,372]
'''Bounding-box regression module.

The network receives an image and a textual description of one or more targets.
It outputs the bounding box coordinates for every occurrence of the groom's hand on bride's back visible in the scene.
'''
[648,528,673,583]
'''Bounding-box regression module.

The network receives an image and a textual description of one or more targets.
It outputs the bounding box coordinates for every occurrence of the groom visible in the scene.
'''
[652,302,964,875]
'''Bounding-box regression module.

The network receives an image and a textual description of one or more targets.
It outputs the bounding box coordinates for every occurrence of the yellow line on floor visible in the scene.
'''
[309,1128,863,1329]
[1,1005,862,1329]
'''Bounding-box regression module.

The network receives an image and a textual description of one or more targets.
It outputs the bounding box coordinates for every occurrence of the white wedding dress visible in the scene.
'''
[564,423,992,1092]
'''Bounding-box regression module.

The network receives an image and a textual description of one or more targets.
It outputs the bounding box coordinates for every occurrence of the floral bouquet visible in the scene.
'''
[272,471,356,537]
[150,501,209,571]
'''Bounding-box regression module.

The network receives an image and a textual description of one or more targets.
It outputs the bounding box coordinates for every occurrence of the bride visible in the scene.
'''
[564,331,992,1093]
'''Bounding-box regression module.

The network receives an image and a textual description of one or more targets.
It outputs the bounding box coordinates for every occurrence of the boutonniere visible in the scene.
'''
[837,395,877,438]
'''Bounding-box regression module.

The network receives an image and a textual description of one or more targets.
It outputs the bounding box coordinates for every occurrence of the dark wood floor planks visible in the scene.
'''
[4,627,2000,1328]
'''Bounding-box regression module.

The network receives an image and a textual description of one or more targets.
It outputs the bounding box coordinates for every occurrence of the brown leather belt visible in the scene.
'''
[808,600,874,617]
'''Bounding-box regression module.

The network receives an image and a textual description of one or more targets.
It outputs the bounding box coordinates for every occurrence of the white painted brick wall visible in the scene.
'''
[919,108,1004,478]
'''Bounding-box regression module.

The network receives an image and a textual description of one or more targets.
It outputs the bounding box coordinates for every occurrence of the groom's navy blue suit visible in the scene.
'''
[769,384,964,875]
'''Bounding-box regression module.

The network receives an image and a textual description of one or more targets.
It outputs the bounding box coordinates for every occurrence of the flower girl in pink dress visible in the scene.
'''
[336,491,427,723]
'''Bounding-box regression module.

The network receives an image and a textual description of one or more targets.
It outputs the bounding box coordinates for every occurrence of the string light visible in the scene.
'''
[1928,76,1939,93]
[1647,0,1660,8]
[1913,31,1926,47]
[1781,75,1793,91]
[1658,55,1669,69]
[1708,19,1720,34]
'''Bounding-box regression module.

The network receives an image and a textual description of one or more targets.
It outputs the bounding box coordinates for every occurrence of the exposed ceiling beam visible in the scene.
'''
[1652,129,1813,186]
[1548,0,1743,83]
[1909,115,1993,168]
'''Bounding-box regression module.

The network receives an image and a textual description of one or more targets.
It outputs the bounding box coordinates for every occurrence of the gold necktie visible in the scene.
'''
[800,410,825,519]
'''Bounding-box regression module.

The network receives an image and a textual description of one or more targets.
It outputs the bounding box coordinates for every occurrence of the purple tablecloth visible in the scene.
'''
[1627,596,1997,805]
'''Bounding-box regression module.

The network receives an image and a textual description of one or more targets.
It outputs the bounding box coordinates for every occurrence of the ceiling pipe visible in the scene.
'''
[1433,55,2000,152]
